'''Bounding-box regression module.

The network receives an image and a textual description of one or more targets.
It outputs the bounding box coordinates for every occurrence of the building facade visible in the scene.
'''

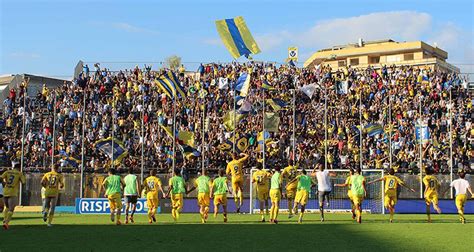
[303,39,459,73]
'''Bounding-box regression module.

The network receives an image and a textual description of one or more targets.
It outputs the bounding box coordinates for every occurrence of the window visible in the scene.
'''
[349,58,359,66]
[404,53,414,61]
[386,55,401,63]
[369,56,380,64]
[338,60,346,67]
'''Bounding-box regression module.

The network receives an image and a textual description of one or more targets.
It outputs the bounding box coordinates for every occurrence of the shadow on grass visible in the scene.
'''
[0,223,431,251]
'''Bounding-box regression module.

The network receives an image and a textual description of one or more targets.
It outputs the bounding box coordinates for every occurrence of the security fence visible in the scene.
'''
[17,173,473,206]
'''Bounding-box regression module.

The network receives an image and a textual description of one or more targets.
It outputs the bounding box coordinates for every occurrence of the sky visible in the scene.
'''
[1,0,473,79]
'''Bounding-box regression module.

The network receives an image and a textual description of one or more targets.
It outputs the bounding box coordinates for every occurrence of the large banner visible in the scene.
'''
[75,198,153,214]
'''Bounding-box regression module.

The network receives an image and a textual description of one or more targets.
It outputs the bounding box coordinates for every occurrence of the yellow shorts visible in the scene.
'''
[107,193,122,211]
[214,194,227,206]
[384,194,397,208]
[146,194,159,209]
[455,194,467,210]
[198,192,210,207]
[347,190,353,202]
[295,190,309,205]
[425,193,439,205]
[270,189,281,203]
[353,195,364,206]
[231,177,244,193]
[257,189,269,201]
[286,186,297,199]
[171,193,184,209]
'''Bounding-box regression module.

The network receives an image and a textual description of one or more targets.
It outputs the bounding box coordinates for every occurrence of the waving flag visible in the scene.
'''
[264,112,280,132]
[155,71,186,99]
[223,110,245,131]
[266,98,287,111]
[180,144,201,160]
[300,84,317,99]
[215,16,261,59]
[94,137,128,165]
[261,80,275,90]
[365,123,384,137]
[160,125,195,147]
[235,72,252,97]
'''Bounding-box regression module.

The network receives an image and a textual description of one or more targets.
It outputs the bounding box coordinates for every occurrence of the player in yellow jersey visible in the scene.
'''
[144,169,165,224]
[335,169,356,219]
[252,163,271,222]
[187,169,212,223]
[423,168,441,223]
[166,168,187,221]
[1,163,25,230]
[367,168,415,222]
[41,165,64,227]
[281,161,298,218]
[226,152,248,213]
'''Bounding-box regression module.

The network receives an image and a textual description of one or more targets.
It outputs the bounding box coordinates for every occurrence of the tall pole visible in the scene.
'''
[359,83,363,170]
[140,93,145,182]
[172,97,176,170]
[111,98,115,170]
[449,87,453,199]
[292,89,296,166]
[324,79,328,170]
[201,99,205,173]
[80,87,86,198]
[19,79,27,205]
[388,89,392,168]
[51,94,56,169]
[419,95,423,198]
[262,89,266,170]
[233,85,236,153]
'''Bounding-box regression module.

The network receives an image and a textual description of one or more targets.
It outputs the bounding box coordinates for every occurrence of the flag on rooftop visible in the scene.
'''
[215,16,261,59]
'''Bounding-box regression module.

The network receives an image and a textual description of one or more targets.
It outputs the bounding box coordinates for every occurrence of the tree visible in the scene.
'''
[165,55,181,70]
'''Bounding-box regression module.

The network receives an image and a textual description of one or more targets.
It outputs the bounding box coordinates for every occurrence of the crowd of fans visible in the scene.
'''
[1,62,472,175]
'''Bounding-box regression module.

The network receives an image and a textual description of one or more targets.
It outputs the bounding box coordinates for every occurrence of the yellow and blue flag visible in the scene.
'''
[266,98,287,111]
[215,16,261,59]
[365,123,384,137]
[160,125,195,147]
[235,71,252,97]
[155,71,186,99]
[94,137,129,165]
[261,80,275,90]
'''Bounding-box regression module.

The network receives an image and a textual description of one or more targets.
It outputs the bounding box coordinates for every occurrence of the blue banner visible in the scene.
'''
[415,124,430,143]
[75,198,155,214]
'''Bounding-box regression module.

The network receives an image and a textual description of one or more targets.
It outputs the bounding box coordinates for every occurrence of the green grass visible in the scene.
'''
[1,212,472,251]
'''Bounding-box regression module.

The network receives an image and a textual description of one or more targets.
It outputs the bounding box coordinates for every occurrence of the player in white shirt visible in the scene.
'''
[449,172,473,224]
[313,160,336,222]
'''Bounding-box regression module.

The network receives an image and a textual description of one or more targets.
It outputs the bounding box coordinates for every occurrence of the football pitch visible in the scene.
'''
[1,213,472,251]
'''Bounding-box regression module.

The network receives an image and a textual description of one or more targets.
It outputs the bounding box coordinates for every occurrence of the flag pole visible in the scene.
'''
[140,92,145,182]
[172,97,177,171]
[233,83,236,153]
[202,98,205,174]
[80,86,86,198]
[419,94,423,198]
[324,79,328,170]
[359,82,363,170]
[111,98,115,170]
[449,87,453,199]
[19,77,27,206]
[262,89,266,170]
[51,94,56,170]
[388,86,392,169]
[292,88,296,166]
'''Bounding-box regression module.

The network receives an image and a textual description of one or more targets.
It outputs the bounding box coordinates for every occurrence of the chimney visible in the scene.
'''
[358,38,364,47]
